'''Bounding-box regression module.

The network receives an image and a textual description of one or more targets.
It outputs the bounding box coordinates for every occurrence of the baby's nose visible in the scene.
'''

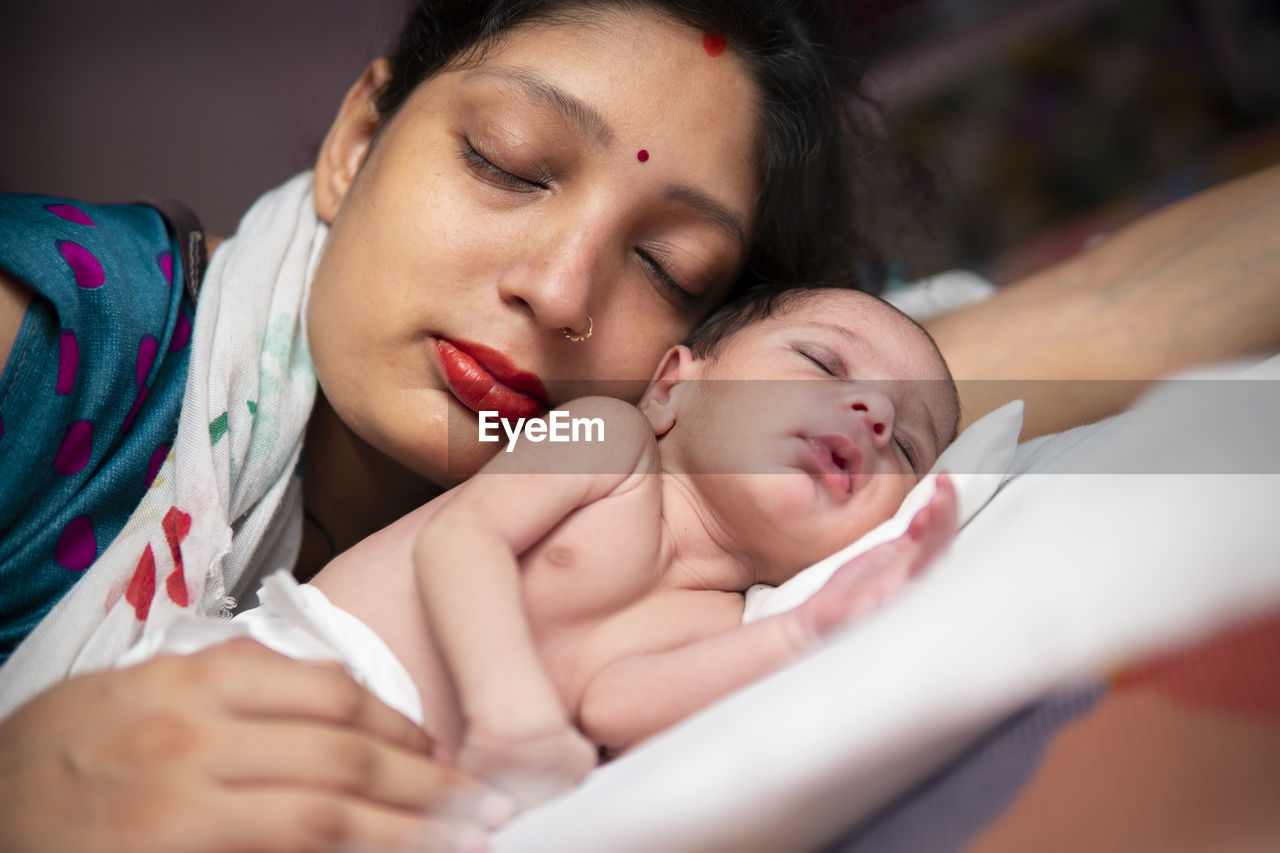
[850,392,894,448]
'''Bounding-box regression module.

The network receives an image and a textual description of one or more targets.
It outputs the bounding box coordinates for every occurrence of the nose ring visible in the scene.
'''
[561,314,593,342]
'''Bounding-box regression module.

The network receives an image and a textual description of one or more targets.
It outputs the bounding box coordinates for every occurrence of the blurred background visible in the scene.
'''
[2,0,1278,283]
[0,1,403,234]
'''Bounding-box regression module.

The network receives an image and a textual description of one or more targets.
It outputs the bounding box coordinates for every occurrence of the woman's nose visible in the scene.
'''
[499,228,602,333]
[849,386,895,448]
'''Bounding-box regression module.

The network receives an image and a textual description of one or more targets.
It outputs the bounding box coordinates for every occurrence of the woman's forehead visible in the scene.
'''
[451,9,764,177]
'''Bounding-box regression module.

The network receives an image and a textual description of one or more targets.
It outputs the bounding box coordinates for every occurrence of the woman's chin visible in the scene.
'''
[434,432,503,485]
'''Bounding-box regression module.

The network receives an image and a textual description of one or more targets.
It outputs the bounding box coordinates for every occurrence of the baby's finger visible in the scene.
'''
[212,721,513,828]
[931,473,958,531]
[906,473,958,548]
[215,789,491,853]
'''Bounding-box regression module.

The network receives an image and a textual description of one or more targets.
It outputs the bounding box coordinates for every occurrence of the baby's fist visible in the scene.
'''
[458,723,598,811]
[801,474,957,638]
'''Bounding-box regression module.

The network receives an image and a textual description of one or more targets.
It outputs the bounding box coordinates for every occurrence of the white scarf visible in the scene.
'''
[0,174,325,718]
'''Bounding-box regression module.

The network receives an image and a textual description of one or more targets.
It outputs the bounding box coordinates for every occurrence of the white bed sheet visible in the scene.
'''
[493,355,1280,852]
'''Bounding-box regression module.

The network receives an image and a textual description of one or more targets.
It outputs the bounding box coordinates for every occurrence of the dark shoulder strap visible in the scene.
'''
[138,198,209,304]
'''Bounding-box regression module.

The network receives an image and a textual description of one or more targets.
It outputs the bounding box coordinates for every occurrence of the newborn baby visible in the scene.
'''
[310,286,960,807]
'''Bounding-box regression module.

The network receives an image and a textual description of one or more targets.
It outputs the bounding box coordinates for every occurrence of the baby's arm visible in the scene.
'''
[414,397,652,803]
[580,476,957,755]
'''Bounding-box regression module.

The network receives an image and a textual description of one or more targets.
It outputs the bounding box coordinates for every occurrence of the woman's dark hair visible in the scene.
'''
[376,0,901,298]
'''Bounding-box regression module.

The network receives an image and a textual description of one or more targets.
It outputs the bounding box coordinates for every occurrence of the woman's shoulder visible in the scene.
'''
[0,193,197,659]
[0,193,193,425]
[0,193,195,388]
[0,193,185,305]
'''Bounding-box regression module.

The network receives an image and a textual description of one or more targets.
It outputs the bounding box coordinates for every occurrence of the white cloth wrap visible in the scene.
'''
[0,173,324,719]
[117,570,424,725]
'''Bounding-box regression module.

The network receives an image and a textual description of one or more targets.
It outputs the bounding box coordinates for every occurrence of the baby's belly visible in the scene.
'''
[518,526,668,711]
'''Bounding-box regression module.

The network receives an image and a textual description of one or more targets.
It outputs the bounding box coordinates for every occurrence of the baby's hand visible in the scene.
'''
[458,723,598,812]
[800,474,958,639]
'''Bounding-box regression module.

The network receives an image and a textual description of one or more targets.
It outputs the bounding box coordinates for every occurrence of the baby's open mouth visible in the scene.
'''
[805,435,862,497]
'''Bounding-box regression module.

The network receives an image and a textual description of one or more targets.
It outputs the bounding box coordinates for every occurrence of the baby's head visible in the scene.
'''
[640,287,959,583]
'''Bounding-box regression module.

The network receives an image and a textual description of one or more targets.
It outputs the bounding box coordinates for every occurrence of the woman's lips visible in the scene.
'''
[432,338,548,422]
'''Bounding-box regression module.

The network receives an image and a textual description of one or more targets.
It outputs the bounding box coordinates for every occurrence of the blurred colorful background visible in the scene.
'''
[2,0,1278,282]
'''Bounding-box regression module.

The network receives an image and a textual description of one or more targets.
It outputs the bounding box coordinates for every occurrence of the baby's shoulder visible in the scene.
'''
[554,395,657,472]
[555,395,648,433]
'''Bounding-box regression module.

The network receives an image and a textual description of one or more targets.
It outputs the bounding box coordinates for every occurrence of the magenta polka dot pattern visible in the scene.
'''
[46,204,96,227]
[121,387,149,434]
[145,442,170,488]
[136,335,159,387]
[54,515,96,571]
[0,194,200,656]
[54,420,93,476]
[169,311,192,352]
[57,240,105,289]
[56,330,79,395]
[158,252,173,286]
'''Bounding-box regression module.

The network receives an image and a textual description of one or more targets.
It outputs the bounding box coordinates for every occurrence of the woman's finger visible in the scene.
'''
[213,789,491,853]
[0,655,507,853]
[210,720,512,827]
[167,639,435,753]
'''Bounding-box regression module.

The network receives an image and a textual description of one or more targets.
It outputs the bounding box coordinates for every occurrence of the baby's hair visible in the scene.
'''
[691,285,819,358]
[684,285,853,360]
[685,284,961,444]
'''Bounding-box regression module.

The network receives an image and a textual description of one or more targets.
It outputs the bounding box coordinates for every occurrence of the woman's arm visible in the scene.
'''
[928,164,1280,439]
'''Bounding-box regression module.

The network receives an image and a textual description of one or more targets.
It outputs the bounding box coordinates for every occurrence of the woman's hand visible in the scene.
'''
[0,639,512,853]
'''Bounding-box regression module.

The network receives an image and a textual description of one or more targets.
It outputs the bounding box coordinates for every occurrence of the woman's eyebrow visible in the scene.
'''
[475,66,614,147]
[470,66,748,250]
[663,185,747,251]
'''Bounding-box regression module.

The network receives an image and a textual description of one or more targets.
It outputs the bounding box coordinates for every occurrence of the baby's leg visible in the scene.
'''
[801,474,957,638]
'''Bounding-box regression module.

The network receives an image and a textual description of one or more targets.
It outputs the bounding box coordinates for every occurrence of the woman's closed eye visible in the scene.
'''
[461,140,546,193]
[636,247,696,307]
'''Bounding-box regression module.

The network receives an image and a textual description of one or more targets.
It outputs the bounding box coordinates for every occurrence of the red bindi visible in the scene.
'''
[637,149,650,163]
[703,32,727,57]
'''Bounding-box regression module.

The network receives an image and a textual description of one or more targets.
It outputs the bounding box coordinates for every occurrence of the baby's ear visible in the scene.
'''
[639,345,700,436]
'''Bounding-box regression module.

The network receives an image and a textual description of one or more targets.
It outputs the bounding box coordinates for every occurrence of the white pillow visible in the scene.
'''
[881,269,997,321]
[742,399,1024,622]
[494,358,1280,853]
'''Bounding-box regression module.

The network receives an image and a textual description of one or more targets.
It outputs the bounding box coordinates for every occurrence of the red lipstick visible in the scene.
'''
[432,338,548,422]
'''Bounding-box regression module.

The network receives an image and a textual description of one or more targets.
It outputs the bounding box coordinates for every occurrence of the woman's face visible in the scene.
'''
[308,8,763,486]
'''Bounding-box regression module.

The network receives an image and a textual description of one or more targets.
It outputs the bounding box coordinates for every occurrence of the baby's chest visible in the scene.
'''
[517,485,745,704]
[518,483,664,627]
